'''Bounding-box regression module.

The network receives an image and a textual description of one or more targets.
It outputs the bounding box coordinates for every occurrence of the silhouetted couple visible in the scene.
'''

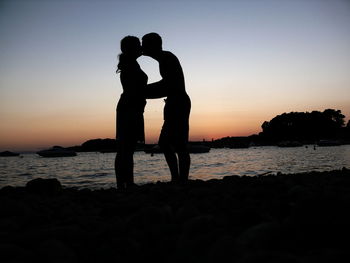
[115,33,191,190]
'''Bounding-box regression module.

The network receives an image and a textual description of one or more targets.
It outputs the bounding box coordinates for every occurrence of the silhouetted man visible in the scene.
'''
[142,32,191,182]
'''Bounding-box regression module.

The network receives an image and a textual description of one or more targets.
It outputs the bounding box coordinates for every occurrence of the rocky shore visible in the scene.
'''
[1,168,350,263]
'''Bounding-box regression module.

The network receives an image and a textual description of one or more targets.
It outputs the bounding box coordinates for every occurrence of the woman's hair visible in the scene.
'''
[117,36,140,73]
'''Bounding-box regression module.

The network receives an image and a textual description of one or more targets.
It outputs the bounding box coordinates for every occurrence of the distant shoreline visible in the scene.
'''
[65,137,350,153]
[2,138,350,155]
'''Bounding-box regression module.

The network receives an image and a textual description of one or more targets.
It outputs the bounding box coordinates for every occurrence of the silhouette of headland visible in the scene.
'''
[0,151,20,157]
[61,108,349,154]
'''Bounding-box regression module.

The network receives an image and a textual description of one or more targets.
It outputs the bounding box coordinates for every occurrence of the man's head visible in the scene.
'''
[142,32,162,56]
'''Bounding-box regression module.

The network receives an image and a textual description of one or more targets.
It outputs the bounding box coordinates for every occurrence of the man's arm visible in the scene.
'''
[145,52,182,99]
[145,80,168,99]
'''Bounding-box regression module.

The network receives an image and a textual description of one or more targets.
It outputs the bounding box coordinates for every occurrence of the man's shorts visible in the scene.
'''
[159,94,191,152]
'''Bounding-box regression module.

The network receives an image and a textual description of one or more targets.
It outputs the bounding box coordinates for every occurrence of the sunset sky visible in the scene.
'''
[1,0,350,151]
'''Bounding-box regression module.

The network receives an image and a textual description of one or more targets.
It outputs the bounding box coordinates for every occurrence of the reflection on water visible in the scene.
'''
[1,145,349,189]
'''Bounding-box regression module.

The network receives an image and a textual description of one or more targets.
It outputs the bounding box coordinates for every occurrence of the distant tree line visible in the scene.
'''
[259,109,349,142]
[207,109,350,148]
[67,138,144,152]
[67,138,117,152]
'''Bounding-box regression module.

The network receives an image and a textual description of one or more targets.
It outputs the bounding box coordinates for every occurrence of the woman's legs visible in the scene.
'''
[115,140,135,189]
[115,153,124,189]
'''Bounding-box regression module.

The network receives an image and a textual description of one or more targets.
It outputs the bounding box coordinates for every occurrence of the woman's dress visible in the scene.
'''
[116,61,147,144]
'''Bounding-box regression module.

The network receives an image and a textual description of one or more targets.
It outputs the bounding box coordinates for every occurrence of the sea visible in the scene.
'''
[1,145,349,189]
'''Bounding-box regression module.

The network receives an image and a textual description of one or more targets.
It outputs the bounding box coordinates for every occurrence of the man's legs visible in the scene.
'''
[159,139,179,182]
[160,98,191,182]
[159,136,190,182]
[178,97,191,182]
[164,148,180,182]
[159,127,180,182]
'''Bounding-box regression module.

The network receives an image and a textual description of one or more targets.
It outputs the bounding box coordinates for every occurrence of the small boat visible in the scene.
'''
[37,146,77,157]
[144,144,210,154]
[0,151,20,157]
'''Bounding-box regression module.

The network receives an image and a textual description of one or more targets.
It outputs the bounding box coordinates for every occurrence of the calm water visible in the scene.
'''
[1,145,349,189]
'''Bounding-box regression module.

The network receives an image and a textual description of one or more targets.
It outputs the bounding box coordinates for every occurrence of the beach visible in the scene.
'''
[1,168,350,263]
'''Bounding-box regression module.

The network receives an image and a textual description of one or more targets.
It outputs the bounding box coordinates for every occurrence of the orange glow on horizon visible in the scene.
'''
[0,113,262,151]
[1,103,349,151]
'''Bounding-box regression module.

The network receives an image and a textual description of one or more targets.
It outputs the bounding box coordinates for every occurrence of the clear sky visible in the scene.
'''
[1,0,350,151]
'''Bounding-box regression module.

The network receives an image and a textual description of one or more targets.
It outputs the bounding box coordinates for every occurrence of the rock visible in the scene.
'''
[0,198,31,217]
[301,249,350,263]
[38,239,77,263]
[182,215,216,237]
[0,243,34,262]
[237,249,299,263]
[208,235,236,262]
[26,178,62,196]
[287,185,312,202]
[126,205,171,229]
[0,185,15,194]
[0,218,21,232]
[236,222,282,249]
[175,204,200,222]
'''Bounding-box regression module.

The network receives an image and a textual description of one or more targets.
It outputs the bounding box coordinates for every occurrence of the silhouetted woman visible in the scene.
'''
[115,36,147,189]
